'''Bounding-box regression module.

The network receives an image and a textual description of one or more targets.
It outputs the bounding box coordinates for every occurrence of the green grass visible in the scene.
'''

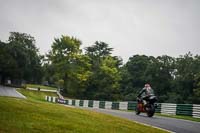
[0,90,167,133]
[26,84,57,90]
[156,113,200,122]
[17,89,57,102]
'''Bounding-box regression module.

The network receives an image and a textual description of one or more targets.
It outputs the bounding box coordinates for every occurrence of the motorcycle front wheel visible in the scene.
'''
[147,104,155,117]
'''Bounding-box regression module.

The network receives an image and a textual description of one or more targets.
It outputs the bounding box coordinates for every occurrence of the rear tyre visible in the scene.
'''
[135,105,140,115]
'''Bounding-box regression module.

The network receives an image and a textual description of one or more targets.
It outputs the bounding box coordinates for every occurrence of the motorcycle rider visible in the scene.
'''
[137,83,154,106]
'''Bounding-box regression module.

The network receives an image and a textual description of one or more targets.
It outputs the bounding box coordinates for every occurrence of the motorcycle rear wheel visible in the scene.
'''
[135,107,140,115]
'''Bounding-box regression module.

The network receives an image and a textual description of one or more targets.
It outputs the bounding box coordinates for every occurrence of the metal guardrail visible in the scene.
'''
[45,96,200,118]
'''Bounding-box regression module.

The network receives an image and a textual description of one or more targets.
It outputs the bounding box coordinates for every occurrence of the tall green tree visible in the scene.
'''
[48,35,91,97]
[85,42,121,100]
[173,53,195,103]
[193,71,200,103]
[153,55,175,102]
[0,41,17,84]
[173,53,200,103]
[0,32,42,84]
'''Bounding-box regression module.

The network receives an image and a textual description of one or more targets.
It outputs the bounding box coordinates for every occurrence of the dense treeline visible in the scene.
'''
[120,54,200,103]
[0,32,43,85]
[0,32,200,103]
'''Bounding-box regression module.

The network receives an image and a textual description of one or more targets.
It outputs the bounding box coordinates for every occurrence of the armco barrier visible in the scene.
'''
[193,104,200,118]
[72,100,75,106]
[128,101,137,110]
[79,100,84,107]
[105,101,112,109]
[88,100,93,107]
[176,104,193,116]
[155,103,161,113]
[75,100,80,106]
[112,102,119,110]
[161,103,177,115]
[68,99,72,105]
[83,100,89,107]
[45,96,200,118]
[119,102,128,110]
[93,101,99,108]
[65,99,68,105]
[99,101,105,109]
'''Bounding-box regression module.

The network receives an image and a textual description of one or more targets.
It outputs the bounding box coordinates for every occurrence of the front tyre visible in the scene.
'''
[147,104,155,117]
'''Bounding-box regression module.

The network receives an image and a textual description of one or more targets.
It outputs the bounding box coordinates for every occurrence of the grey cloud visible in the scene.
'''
[0,0,200,62]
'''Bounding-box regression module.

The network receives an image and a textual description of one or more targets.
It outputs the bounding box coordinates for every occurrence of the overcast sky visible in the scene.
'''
[0,0,200,62]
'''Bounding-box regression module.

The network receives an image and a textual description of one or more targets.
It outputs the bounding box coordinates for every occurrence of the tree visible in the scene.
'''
[0,32,42,84]
[85,42,121,100]
[193,72,200,103]
[120,55,151,100]
[152,55,175,102]
[85,41,113,58]
[85,41,113,71]
[120,55,175,102]
[48,35,91,97]
[0,41,17,84]
[173,52,197,103]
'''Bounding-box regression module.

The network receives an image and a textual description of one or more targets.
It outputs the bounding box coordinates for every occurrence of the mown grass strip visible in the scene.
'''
[26,84,57,90]
[17,88,57,102]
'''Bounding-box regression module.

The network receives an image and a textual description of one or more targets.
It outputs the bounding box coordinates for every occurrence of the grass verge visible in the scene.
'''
[26,84,57,90]
[0,90,167,133]
[17,88,57,102]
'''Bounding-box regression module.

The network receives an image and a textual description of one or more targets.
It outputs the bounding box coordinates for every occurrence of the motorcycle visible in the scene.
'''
[135,94,157,117]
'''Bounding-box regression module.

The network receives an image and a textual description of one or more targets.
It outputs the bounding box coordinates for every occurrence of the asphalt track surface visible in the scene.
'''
[75,106,200,133]
[0,85,25,98]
